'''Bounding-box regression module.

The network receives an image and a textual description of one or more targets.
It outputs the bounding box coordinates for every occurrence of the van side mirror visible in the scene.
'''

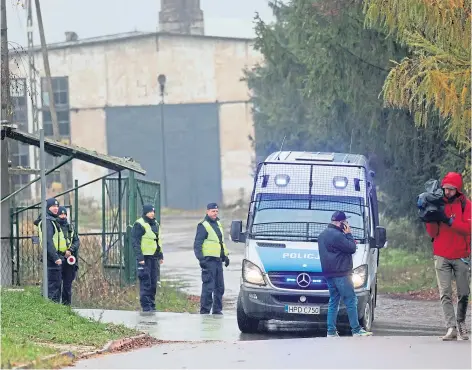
[375,226,387,248]
[230,220,246,243]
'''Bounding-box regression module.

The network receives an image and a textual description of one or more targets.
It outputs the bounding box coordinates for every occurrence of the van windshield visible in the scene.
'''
[250,193,366,242]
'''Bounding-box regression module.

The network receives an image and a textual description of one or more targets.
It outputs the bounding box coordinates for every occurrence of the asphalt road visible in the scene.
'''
[72,335,471,369]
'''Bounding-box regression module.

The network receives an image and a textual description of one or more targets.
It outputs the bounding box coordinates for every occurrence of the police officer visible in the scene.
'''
[33,198,67,303]
[131,204,163,312]
[57,206,80,306]
[194,203,230,315]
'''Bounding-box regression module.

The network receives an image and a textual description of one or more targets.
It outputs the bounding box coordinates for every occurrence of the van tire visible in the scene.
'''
[237,293,260,333]
[360,292,373,332]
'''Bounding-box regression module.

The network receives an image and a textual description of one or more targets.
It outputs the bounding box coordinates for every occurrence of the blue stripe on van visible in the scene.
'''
[256,247,322,273]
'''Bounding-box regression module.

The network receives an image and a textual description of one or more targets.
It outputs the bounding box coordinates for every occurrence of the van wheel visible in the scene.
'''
[237,293,260,333]
[360,292,373,332]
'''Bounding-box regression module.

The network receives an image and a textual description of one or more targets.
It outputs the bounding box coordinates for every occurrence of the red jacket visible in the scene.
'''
[425,172,471,259]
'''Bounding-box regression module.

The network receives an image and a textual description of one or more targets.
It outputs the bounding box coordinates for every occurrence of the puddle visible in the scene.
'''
[75,309,245,342]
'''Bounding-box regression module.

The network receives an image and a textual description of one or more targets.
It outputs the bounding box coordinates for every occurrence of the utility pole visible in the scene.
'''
[1,0,14,287]
[26,0,39,198]
[34,0,70,205]
[1,0,10,122]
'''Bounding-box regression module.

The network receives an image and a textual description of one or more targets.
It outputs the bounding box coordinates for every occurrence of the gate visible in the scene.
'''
[8,172,160,287]
[123,172,161,283]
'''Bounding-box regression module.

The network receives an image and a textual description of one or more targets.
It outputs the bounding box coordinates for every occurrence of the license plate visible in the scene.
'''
[284,305,320,315]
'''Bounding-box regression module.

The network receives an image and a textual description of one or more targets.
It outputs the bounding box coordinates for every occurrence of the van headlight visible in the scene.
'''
[352,265,368,289]
[242,259,266,286]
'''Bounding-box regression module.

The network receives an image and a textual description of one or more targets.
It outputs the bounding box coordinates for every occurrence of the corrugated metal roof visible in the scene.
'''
[1,125,146,175]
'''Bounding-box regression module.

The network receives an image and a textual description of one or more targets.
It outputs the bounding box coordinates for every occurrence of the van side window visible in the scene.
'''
[369,196,375,238]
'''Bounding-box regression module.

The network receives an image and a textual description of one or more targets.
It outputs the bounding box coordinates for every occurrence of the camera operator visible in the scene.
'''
[425,172,471,341]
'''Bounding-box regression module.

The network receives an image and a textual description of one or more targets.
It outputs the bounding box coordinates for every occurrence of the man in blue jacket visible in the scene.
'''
[57,206,80,306]
[131,204,164,312]
[318,211,372,337]
[193,203,230,315]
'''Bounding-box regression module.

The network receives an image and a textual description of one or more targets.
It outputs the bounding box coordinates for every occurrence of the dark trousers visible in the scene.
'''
[200,259,225,314]
[61,263,77,305]
[47,262,77,305]
[137,256,159,311]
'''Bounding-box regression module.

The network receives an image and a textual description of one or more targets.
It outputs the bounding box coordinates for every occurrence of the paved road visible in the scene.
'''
[72,335,471,369]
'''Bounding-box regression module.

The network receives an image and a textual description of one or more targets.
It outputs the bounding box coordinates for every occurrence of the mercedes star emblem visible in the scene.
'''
[296,273,311,288]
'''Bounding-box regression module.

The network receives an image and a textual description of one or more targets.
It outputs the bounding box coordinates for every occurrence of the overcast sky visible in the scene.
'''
[6,0,276,47]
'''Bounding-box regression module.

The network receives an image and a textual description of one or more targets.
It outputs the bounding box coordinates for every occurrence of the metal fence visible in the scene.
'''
[3,171,160,300]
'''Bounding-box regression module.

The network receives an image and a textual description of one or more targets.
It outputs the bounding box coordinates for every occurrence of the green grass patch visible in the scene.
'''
[158,281,199,312]
[1,287,139,369]
[378,248,437,293]
[74,280,199,312]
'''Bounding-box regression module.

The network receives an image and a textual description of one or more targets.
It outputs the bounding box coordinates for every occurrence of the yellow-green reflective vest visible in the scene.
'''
[135,218,162,256]
[37,220,68,253]
[201,220,229,258]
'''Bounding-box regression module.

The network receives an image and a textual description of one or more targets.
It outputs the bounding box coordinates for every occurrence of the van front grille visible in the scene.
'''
[268,271,328,291]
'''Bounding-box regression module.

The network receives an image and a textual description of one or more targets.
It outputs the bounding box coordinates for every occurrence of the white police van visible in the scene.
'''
[230,151,387,333]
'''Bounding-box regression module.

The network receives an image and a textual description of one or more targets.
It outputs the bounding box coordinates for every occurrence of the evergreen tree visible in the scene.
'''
[245,0,465,219]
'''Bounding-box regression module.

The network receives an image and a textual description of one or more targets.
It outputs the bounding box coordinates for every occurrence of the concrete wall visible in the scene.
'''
[9,33,262,207]
[219,102,255,205]
[70,109,108,199]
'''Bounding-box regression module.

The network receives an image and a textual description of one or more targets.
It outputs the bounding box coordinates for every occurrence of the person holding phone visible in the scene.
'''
[318,211,373,337]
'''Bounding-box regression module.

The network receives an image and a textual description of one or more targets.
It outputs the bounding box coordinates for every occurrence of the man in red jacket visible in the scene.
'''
[425,172,471,341]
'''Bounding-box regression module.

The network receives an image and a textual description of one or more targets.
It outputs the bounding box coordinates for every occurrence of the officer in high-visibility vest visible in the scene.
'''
[33,197,67,303]
[131,204,164,312]
[194,203,230,315]
[57,206,80,305]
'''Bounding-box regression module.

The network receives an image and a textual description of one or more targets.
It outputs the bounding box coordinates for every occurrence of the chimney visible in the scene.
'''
[65,31,78,42]
[159,0,204,35]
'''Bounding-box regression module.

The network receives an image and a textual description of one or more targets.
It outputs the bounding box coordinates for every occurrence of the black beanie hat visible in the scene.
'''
[46,198,59,209]
[142,204,155,216]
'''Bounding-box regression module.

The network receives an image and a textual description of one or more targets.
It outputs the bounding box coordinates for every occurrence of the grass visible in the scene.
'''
[74,279,200,313]
[378,247,436,294]
[1,287,140,369]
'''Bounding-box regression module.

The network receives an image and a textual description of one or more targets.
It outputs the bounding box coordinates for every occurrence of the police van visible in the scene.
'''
[230,151,387,334]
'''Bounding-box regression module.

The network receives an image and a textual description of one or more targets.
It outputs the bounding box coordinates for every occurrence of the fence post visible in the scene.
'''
[124,171,137,284]
[118,171,123,286]
[74,179,79,269]
[9,208,14,285]
[155,183,161,224]
[101,178,106,265]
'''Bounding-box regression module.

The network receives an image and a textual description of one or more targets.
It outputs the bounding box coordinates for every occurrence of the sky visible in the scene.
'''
[5,0,276,47]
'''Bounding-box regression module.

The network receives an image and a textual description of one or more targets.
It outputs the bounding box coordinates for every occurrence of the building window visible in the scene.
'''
[40,76,72,191]
[43,110,70,136]
[41,77,69,108]
[9,78,31,201]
